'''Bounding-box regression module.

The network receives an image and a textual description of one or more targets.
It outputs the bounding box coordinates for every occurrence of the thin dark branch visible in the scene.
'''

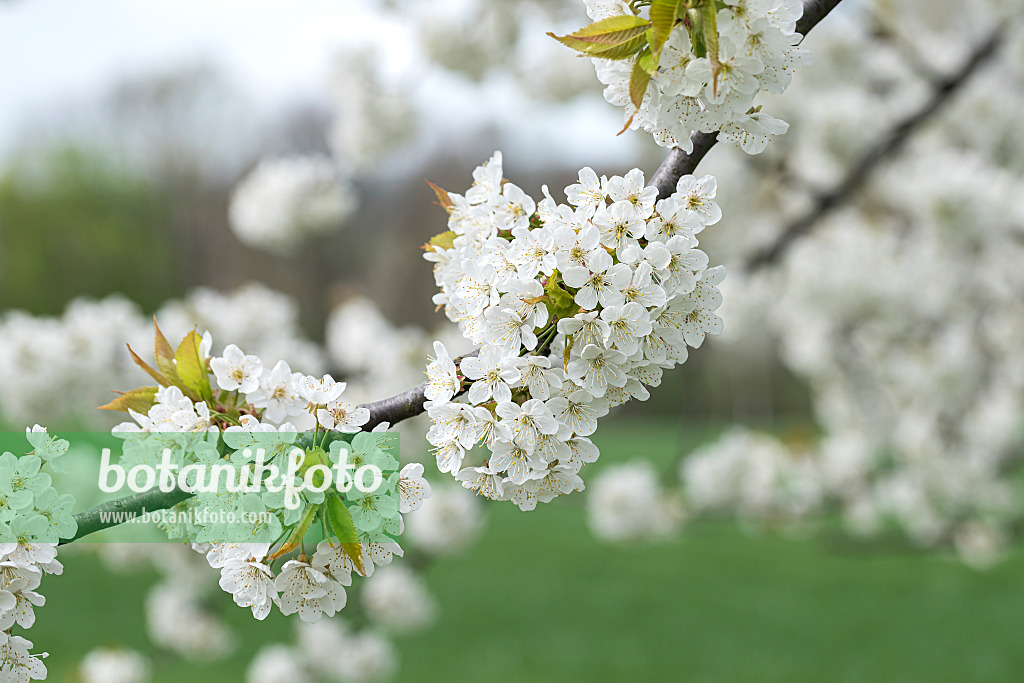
[650,132,720,199]
[649,0,845,200]
[796,0,845,38]
[361,349,478,431]
[363,383,430,431]
[744,27,1005,272]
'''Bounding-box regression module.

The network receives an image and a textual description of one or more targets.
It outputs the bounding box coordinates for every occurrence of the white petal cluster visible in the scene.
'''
[683,428,822,522]
[586,461,684,542]
[665,0,1024,562]
[248,619,399,683]
[0,285,326,427]
[0,542,59,682]
[586,0,809,154]
[404,483,483,555]
[229,155,358,254]
[360,565,437,634]
[425,152,725,508]
[246,644,309,683]
[106,324,430,627]
[146,579,236,659]
[79,648,150,683]
[329,49,416,171]
[0,427,77,682]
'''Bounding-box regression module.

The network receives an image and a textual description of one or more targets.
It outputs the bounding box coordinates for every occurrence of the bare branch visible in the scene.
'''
[363,383,431,431]
[649,132,721,199]
[744,27,1006,272]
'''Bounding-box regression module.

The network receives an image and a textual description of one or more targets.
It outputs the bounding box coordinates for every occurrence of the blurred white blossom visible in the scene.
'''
[229,155,358,254]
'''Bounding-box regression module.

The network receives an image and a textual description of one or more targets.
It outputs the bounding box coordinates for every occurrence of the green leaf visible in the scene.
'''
[688,7,707,58]
[98,386,159,413]
[325,494,367,575]
[545,271,581,320]
[325,494,360,544]
[702,0,721,95]
[553,14,651,46]
[629,53,653,110]
[175,329,212,402]
[582,34,650,61]
[648,0,681,66]
[425,230,457,252]
[548,15,651,59]
[268,504,319,561]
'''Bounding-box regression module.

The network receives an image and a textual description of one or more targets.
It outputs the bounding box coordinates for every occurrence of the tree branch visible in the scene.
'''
[649,0,845,200]
[63,488,193,545]
[363,383,431,431]
[65,0,847,543]
[744,26,1005,272]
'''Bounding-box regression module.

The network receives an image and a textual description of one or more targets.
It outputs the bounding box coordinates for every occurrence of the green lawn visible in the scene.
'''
[35,418,1024,681]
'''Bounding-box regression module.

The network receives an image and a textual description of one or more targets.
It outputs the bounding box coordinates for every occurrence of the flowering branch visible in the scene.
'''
[745,25,1007,271]
[649,0,845,200]
[65,0,848,543]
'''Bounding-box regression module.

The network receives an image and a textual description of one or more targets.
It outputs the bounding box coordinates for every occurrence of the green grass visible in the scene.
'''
[34,418,1024,681]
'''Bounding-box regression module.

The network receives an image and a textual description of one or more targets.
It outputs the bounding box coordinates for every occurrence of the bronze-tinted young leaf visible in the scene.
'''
[649,0,681,65]
[341,542,367,576]
[152,317,180,382]
[425,180,455,213]
[126,344,170,388]
[98,386,159,413]
[175,329,212,402]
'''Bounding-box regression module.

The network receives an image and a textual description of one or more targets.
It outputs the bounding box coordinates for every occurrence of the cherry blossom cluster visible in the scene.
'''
[107,328,432,624]
[423,151,725,509]
[0,284,324,428]
[0,427,74,682]
[587,0,809,154]
[238,484,484,683]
